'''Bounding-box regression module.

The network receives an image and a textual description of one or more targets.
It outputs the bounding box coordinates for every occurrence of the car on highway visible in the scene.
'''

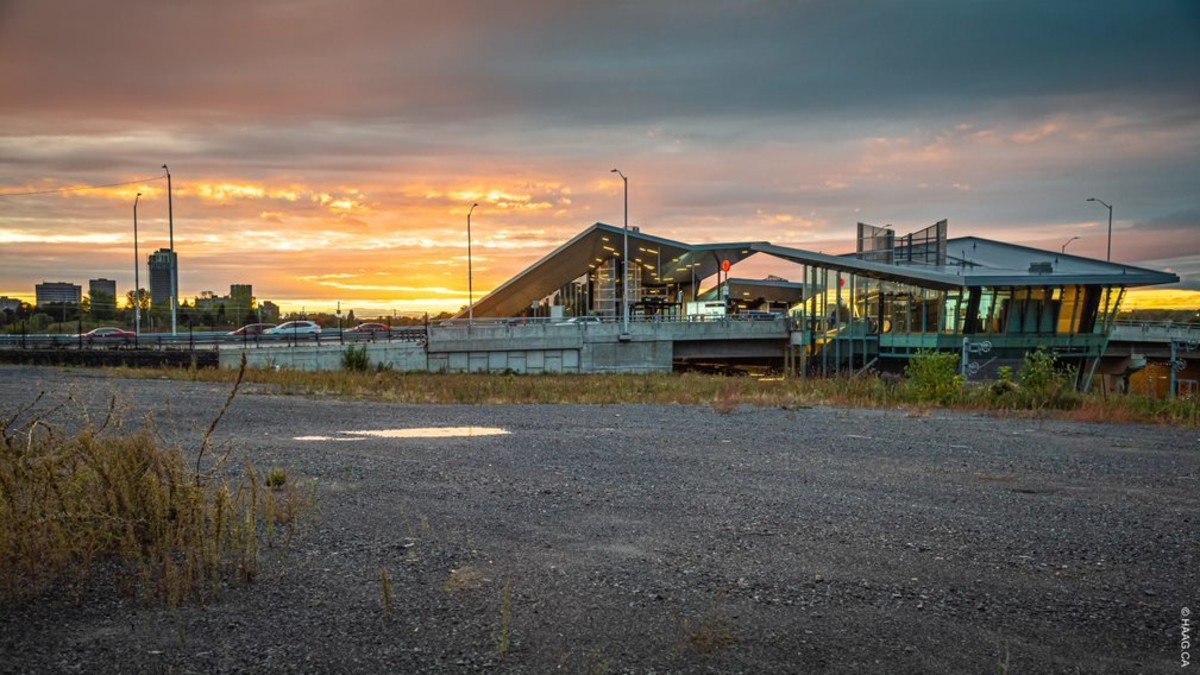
[554,316,603,326]
[228,322,277,336]
[345,322,393,334]
[265,320,322,335]
[78,327,137,344]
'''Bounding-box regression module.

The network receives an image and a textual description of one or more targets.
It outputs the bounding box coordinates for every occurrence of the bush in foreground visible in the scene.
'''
[0,394,310,606]
[904,350,964,405]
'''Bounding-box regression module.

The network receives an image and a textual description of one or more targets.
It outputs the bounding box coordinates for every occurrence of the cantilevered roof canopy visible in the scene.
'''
[466,222,1178,318]
[467,223,765,318]
[754,237,1179,289]
[697,277,808,304]
[751,243,965,289]
[942,237,1180,287]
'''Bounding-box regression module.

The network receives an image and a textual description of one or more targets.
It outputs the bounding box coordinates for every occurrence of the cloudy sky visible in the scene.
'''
[1,0,1197,314]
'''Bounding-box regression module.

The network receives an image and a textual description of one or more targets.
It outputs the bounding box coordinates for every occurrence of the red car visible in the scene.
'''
[345,322,393,334]
[78,327,136,344]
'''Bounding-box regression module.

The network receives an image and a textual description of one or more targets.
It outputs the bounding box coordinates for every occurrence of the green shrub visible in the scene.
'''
[990,365,1019,397]
[1019,348,1081,410]
[342,344,370,371]
[266,467,287,489]
[905,350,964,405]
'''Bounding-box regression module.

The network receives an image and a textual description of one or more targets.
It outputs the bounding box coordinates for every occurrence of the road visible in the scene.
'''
[0,365,1195,673]
[0,327,427,350]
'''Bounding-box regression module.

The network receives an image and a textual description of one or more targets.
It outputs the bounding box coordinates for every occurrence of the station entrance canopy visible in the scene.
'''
[466,222,765,318]
[464,220,1178,319]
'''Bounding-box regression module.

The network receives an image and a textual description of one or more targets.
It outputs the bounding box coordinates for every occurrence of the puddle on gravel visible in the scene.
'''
[292,427,510,441]
[343,427,510,438]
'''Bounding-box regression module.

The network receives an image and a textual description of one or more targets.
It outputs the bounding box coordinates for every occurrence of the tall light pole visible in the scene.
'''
[1086,197,1113,261]
[1061,236,1080,254]
[163,164,177,334]
[133,193,142,337]
[467,202,478,325]
[610,168,629,333]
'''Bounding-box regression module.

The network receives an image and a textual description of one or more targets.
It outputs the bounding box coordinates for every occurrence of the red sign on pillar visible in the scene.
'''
[721,260,731,273]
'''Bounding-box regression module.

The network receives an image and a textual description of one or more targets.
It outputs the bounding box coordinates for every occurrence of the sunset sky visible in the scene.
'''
[1,1,1198,315]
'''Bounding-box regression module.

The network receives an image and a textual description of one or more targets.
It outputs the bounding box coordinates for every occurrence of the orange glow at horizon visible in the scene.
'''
[0,172,594,314]
[2,163,1197,317]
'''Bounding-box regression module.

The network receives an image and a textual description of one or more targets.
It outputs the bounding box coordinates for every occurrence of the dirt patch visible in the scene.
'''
[0,365,1195,673]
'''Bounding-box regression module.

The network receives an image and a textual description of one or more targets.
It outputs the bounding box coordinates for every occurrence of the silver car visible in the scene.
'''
[265,320,322,335]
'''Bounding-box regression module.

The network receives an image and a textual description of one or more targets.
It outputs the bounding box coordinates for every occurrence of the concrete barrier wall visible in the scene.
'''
[582,340,673,373]
[220,342,428,371]
[428,348,582,374]
[220,320,774,373]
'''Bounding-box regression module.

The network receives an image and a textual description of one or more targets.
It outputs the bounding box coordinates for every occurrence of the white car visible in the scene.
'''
[554,316,603,326]
[266,320,322,335]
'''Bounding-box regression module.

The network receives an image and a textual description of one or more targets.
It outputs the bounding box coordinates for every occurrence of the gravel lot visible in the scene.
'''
[0,365,1196,674]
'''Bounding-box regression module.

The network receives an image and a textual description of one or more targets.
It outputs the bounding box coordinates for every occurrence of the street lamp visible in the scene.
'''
[133,193,142,340]
[163,164,177,334]
[1061,236,1080,254]
[1086,197,1113,261]
[610,168,629,333]
[467,203,478,325]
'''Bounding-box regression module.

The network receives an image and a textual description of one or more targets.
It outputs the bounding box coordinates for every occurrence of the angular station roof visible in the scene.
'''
[466,222,1179,318]
[756,237,1179,289]
[469,223,765,317]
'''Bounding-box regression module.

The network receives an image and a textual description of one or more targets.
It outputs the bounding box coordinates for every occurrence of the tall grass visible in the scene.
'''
[0,378,311,606]
[109,365,1199,426]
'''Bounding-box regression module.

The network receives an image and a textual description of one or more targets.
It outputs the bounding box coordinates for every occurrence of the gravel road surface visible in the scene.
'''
[0,365,1196,674]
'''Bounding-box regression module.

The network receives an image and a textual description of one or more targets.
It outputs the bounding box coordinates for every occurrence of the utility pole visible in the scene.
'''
[610,168,629,333]
[1086,197,1113,261]
[133,193,141,342]
[468,203,478,326]
[163,164,177,334]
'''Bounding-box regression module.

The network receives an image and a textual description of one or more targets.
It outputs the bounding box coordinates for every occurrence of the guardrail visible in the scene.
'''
[1111,321,1200,343]
[0,327,428,350]
[434,313,788,329]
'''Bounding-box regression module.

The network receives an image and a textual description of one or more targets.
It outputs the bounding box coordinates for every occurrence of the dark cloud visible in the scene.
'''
[1,0,1196,129]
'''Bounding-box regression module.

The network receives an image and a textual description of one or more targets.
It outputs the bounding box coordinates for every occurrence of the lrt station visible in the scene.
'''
[427,220,1179,387]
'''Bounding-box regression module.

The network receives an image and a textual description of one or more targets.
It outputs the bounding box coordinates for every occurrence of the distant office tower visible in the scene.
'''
[35,281,82,306]
[229,284,253,321]
[89,278,117,306]
[148,248,178,310]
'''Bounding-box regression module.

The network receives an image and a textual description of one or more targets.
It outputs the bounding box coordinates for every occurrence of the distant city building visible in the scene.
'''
[191,284,255,323]
[35,281,82,306]
[0,296,21,313]
[229,284,253,321]
[88,278,118,311]
[148,248,178,310]
[258,300,280,322]
[191,290,224,317]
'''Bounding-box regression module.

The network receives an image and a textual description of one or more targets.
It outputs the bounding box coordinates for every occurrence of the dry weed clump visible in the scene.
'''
[676,590,740,655]
[0,368,310,606]
[442,565,485,594]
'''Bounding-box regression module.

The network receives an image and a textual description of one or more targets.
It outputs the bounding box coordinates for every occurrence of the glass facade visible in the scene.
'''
[794,262,1126,376]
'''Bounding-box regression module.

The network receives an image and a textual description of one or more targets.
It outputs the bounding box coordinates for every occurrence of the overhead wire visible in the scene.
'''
[0,175,167,198]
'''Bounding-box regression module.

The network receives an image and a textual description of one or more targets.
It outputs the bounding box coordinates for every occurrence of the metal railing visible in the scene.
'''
[0,327,428,351]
